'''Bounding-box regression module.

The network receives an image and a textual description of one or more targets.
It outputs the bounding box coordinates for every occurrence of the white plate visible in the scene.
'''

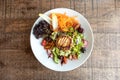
[30,8,94,72]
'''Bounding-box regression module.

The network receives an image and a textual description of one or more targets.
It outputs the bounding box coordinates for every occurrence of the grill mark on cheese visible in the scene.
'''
[62,37,67,46]
[56,36,72,50]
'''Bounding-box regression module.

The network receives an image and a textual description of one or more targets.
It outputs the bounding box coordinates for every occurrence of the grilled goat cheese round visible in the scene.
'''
[56,36,72,50]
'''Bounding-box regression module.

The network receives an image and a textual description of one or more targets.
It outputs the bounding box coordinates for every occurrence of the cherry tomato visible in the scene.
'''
[63,56,67,64]
[41,39,47,46]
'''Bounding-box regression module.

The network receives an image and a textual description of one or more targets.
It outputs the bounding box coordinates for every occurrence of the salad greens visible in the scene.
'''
[34,13,88,65]
[51,27,85,63]
[50,32,58,40]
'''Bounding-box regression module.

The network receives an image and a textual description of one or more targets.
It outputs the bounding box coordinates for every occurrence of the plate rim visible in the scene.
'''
[30,8,94,72]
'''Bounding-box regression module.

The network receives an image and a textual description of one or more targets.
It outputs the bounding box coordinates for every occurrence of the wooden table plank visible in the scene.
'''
[0,0,5,32]
[92,68,120,80]
[54,0,71,8]
[0,0,120,80]
[92,50,120,68]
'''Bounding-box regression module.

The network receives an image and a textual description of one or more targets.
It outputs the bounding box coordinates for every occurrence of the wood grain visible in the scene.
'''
[0,0,120,80]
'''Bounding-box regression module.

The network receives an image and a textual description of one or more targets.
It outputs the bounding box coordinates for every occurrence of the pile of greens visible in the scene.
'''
[50,27,85,64]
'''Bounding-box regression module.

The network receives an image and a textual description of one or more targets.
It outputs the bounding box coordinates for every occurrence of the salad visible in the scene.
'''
[33,13,88,65]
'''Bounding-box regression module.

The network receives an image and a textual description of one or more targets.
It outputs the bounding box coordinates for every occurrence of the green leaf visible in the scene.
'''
[77,52,81,59]
[52,47,59,64]
[69,27,74,32]
[50,32,58,40]
[53,55,59,64]
[59,50,65,56]
[65,50,71,56]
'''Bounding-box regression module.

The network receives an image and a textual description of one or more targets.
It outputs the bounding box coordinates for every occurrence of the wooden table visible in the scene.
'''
[0,0,120,80]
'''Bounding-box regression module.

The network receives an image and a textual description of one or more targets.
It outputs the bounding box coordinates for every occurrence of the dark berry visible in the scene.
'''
[81,47,86,53]
[77,27,84,33]
[58,55,61,59]
[44,36,53,42]
[33,20,52,39]
[60,56,64,65]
